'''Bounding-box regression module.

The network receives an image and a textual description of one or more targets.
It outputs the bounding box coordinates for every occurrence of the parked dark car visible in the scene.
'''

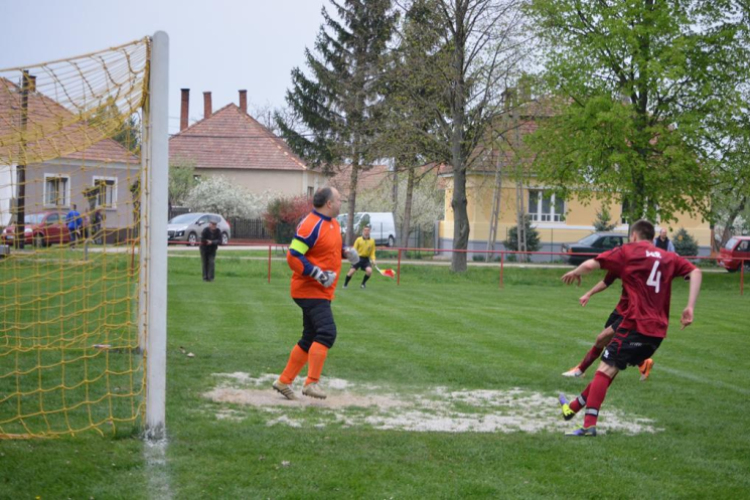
[1,212,71,247]
[717,236,750,272]
[561,232,627,265]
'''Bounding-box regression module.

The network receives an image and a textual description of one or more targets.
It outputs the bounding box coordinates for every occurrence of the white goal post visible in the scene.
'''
[144,30,169,441]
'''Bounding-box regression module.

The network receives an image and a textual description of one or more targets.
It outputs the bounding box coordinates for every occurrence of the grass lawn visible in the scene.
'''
[1,253,748,499]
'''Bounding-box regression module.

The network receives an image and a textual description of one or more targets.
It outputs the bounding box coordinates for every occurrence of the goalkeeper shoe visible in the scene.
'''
[558,393,576,421]
[272,379,297,401]
[565,426,597,437]
[639,358,654,381]
[302,382,327,400]
[562,366,583,378]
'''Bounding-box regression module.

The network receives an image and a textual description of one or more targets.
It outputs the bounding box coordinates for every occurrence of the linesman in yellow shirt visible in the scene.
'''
[343,225,376,289]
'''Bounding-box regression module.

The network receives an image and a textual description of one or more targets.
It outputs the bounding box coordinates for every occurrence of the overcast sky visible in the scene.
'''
[0,0,328,134]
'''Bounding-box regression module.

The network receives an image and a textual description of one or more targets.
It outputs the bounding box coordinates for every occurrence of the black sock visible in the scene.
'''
[345,275,352,286]
[362,274,370,285]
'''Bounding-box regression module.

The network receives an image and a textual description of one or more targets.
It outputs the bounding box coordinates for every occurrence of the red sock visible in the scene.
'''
[583,371,614,428]
[569,384,592,413]
[578,345,604,373]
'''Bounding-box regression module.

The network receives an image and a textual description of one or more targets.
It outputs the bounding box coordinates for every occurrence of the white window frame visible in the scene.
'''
[92,176,118,209]
[43,174,71,208]
[528,189,565,223]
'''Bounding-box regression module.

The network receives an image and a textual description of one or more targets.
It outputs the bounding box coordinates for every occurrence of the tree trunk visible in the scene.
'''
[392,164,399,217]
[451,162,470,272]
[401,167,415,248]
[450,11,469,273]
[346,164,360,245]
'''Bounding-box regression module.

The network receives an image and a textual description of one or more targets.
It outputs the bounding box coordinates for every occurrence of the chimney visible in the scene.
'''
[180,88,190,131]
[238,90,247,114]
[203,91,212,119]
[28,75,36,93]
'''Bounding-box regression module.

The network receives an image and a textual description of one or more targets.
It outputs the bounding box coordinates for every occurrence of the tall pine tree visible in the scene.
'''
[276,0,398,244]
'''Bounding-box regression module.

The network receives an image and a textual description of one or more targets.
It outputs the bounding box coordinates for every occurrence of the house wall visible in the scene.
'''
[0,164,16,227]
[194,168,326,197]
[22,159,140,230]
[439,175,712,255]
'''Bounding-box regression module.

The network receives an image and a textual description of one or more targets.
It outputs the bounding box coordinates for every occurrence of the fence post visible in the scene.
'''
[268,245,272,284]
[397,248,402,286]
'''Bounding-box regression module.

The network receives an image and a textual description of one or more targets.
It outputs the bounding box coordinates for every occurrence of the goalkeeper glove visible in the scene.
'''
[310,266,337,288]
[345,247,359,264]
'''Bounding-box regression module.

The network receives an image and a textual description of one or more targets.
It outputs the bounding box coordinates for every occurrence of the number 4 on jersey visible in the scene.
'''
[647,261,661,293]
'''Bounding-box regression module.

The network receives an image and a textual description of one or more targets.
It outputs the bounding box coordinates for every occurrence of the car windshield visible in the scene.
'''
[169,213,200,224]
[24,214,45,224]
[577,234,600,246]
[725,237,738,250]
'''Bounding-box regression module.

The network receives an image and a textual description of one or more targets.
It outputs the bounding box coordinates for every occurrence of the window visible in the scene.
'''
[92,177,117,208]
[528,190,564,222]
[44,175,69,207]
[307,186,314,198]
[596,236,623,249]
[46,213,59,224]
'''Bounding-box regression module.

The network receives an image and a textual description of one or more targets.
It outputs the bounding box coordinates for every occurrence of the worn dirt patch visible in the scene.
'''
[203,372,661,435]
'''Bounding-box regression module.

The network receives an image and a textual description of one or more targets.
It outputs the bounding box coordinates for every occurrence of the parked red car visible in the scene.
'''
[1,212,72,247]
[718,236,750,272]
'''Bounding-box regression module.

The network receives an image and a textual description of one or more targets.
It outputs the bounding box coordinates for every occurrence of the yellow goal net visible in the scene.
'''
[0,36,166,438]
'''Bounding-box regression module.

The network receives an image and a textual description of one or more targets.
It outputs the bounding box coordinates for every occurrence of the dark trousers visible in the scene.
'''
[293,298,337,350]
[201,249,216,281]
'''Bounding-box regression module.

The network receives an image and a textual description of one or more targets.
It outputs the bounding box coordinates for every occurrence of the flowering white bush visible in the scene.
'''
[185,175,278,218]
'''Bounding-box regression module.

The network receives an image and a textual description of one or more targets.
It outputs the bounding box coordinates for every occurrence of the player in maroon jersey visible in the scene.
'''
[561,271,654,380]
[558,220,702,436]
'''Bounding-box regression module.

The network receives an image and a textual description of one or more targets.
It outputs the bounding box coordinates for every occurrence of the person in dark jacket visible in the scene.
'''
[653,228,676,253]
[200,218,222,281]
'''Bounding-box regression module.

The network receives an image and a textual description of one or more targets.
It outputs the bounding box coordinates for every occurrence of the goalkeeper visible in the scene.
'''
[272,187,358,401]
[343,225,376,289]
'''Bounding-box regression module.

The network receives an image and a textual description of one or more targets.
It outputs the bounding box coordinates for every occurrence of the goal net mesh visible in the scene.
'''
[0,38,151,438]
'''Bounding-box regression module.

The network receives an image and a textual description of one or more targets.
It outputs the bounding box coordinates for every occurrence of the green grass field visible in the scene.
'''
[1,254,749,499]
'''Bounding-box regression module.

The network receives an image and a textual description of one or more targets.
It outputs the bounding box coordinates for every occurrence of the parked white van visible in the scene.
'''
[338,212,397,247]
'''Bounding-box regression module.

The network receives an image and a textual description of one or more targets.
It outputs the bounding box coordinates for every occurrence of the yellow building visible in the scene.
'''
[438,173,712,255]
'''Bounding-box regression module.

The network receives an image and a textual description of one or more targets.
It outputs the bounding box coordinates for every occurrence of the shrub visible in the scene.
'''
[504,216,542,252]
[263,196,313,243]
[593,206,617,232]
[673,228,699,256]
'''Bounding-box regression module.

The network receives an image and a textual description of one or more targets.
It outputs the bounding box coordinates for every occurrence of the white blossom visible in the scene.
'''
[185,175,279,218]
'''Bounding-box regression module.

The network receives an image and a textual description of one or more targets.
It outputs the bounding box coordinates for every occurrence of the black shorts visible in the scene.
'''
[601,329,662,370]
[604,310,623,331]
[352,257,371,271]
[293,298,337,350]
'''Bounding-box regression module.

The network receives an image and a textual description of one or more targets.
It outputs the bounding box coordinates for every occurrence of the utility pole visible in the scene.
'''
[486,149,503,257]
[16,70,30,250]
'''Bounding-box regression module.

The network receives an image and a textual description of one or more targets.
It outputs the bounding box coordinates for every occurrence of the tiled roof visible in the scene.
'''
[168,104,309,171]
[0,78,138,165]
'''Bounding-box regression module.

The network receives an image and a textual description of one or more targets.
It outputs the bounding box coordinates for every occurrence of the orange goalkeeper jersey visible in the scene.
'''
[287,210,344,300]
